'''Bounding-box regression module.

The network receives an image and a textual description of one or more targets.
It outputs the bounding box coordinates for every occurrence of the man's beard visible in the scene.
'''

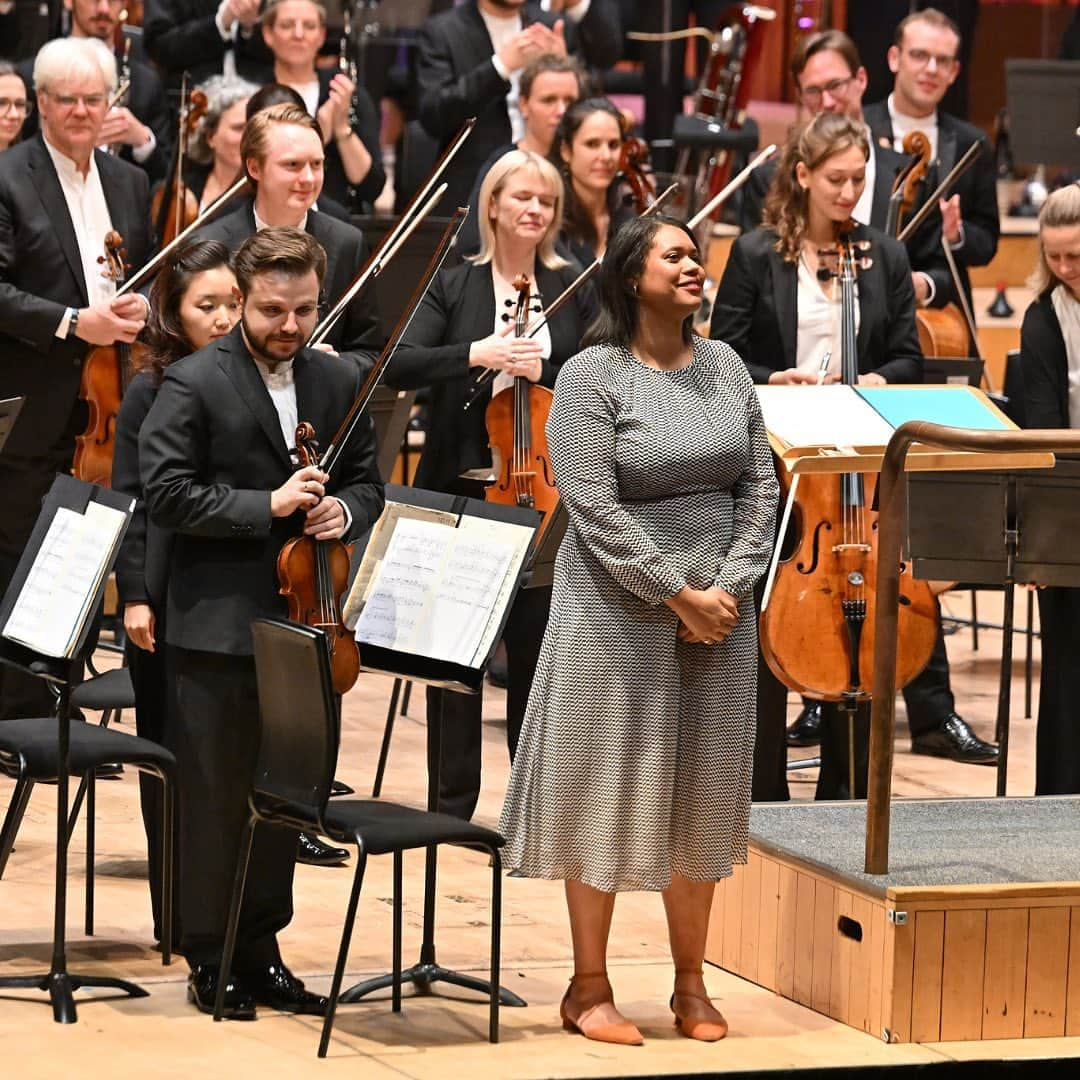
[242,318,304,368]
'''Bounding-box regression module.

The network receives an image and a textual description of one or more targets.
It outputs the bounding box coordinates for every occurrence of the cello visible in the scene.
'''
[484,275,559,540]
[758,228,937,709]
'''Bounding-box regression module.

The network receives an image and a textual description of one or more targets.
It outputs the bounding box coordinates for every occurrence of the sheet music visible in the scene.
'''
[3,501,128,658]
[756,384,896,449]
[353,517,517,667]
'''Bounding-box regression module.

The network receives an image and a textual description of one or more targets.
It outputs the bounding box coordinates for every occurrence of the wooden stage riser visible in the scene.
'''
[704,847,1080,1043]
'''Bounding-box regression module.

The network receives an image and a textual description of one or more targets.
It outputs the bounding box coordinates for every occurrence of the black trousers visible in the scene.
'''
[900,614,955,738]
[169,646,297,971]
[1035,587,1080,795]
[427,585,551,821]
[127,636,181,948]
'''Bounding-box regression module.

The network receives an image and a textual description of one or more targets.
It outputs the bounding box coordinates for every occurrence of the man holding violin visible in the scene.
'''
[0,36,149,720]
[139,227,384,1019]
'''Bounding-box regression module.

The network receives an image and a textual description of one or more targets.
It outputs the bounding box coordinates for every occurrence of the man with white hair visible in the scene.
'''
[0,36,151,720]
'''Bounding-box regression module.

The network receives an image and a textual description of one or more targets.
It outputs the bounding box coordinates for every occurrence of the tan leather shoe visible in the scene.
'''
[671,969,728,1042]
[559,972,643,1046]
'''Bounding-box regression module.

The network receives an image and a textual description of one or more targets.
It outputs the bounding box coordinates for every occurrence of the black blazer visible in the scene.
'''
[139,325,385,655]
[19,56,173,184]
[0,135,151,457]
[195,200,382,371]
[143,0,271,89]
[710,223,923,386]
[417,0,622,210]
[387,258,599,493]
[1021,293,1069,430]
[863,99,999,301]
[739,140,955,309]
[113,370,172,610]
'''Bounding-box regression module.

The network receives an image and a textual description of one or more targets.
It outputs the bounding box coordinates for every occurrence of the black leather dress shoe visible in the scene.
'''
[187,964,256,1020]
[786,701,823,747]
[329,779,354,797]
[297,832,349,866]
[911,713,999,765]
[245,963,327,1015]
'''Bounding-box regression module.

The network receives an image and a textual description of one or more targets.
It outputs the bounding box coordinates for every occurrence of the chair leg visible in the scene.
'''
[319,845,368,1059]
[161,774,175,966]
[970,589,979,650]
[392,850,402,1013]
[400,680,412,717]
[1025,588,1035,720]
[66,707,116,840]
[85,771,96,937]
[371,679,402,798]
[0,778,33,879]
[488,848,502,1044]
[213,815,257,1021]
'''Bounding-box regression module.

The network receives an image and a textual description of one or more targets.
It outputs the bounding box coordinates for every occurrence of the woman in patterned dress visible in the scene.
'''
[499,215,778,1045]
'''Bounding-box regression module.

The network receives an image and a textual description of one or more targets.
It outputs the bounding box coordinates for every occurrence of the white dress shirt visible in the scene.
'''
[795,254,860,377]
[490,267,552,396]
[43,135,116,339]
[1053,284,1080,429]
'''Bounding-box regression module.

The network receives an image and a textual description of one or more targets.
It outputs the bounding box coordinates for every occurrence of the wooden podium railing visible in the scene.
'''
[865,423,1080,874]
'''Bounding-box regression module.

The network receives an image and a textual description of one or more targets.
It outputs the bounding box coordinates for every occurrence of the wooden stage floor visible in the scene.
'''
[1,591,1075,1077]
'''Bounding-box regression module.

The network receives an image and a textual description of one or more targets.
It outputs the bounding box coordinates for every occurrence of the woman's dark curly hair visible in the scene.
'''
[138,239,235,383]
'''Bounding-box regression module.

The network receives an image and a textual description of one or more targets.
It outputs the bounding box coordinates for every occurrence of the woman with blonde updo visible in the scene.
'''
[710,111,923,802]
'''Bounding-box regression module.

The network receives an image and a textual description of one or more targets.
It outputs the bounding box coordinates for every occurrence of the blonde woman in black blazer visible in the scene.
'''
[388,148,598,822]
[710,112,923,801]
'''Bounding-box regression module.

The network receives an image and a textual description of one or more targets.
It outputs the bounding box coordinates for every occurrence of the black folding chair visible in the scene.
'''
[214,618,505,1056]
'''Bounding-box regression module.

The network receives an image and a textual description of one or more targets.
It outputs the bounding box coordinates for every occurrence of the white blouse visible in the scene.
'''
[1052,284,1080,428]
[795,254,860,379]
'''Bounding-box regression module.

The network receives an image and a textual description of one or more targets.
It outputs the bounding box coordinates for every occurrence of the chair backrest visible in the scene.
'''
[250,618,339,821]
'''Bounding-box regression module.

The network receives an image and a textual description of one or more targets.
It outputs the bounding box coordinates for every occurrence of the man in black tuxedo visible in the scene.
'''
[0,36,150,720]
[196,103,382,376]
[143,0,271,90]
[139,227,384,1019]
[17,0,172,182]
[740,29,954,312]
[417,0,622,210]
[863,7,999,314]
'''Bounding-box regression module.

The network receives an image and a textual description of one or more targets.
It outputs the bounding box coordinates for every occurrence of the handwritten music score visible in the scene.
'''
[351,514,532,669]
[3,501,129,658]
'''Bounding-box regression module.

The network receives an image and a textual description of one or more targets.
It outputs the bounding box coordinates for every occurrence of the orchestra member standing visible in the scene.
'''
[710,112,924,800]
[388,148,597,822]
[113,239,241,948]
[0,37,150,720]
[1021,183,1080,795]
[501,215,777,1044]
[139,227,384,1018]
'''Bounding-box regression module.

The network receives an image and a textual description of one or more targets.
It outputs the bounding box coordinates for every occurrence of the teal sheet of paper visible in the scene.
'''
[855,387,1009,432]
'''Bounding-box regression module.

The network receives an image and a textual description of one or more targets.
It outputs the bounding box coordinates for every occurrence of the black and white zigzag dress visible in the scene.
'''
[499,337,779,893]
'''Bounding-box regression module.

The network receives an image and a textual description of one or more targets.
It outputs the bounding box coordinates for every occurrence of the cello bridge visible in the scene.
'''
[831,542,872,554]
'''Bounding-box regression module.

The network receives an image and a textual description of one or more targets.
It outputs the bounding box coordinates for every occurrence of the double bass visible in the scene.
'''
[758,229,937,708]
[484,275,559,539]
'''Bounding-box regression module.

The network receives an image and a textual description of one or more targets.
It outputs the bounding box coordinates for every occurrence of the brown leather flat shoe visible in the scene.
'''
[671,968,728,1042]
[559,971,644,1046]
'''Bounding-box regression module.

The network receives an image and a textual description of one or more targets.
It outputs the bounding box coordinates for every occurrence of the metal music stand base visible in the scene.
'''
[339,690,526,1009]
[0,971,149,1024]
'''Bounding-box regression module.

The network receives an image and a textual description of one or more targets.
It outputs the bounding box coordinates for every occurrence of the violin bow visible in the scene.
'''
[309,117,477,345]
[318,208,470,479]
[897,139,982,243]
[687,142,777,228]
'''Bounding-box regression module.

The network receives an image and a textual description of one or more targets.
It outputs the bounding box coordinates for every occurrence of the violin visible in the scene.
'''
[484,275,559,539]
[890,130,970,359]
[277,422,360,695]
[758,229,937,702]
[72,231,136,488]
[151,81,207,248]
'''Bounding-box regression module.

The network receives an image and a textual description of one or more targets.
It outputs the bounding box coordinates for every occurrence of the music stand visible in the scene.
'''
[0,474,139,1022]
[922,356,984,387]
[339,486,538,1009]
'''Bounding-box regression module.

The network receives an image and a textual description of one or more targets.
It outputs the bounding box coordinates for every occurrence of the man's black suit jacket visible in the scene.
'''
[0,134,151,457]
[710,223,923,386]
[139,326,385,656]
[143,0,272,89]
[18,56,173,184]
[863,99,999,303]
[195,200,383,372]
[417,0,622,210]
[739,139,956,308]
[387,257,599,494]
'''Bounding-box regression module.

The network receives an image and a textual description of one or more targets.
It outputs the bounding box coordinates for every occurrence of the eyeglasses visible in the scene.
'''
[45,92,108,110]
[902,48,958,70]
[0,98,31,117]
[799,76,854,105]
